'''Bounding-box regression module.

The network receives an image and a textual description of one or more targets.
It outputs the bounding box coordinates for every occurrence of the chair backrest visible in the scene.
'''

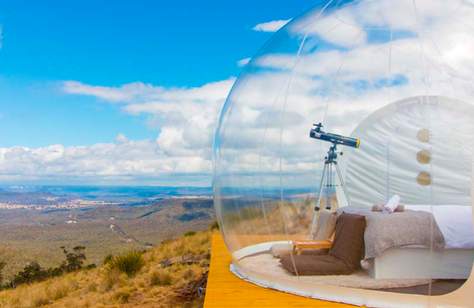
[329,212,367,269]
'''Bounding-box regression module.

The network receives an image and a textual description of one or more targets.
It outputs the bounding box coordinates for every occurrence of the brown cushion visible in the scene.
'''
[328,212,366,270]
[311,210,337,240]
[280,254,352,275]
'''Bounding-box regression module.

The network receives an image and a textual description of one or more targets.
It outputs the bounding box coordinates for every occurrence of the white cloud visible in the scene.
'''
[0,77,235,184]
[0,139,210,185]
[237,57,251,67]
[115,133,129,143]
[291,10,367,48]
[62,81,158,103]
[253,19,290,32]
[52,78,233,182]
[63,79,234,105]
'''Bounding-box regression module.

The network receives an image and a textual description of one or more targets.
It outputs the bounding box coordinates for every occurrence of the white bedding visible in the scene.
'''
[406,205,474,249]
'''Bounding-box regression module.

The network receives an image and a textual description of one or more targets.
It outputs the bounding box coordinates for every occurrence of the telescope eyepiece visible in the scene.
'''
[313,122,323,132]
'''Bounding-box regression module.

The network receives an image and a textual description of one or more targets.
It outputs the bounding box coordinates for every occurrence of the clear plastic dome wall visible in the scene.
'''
[213,0,474,307]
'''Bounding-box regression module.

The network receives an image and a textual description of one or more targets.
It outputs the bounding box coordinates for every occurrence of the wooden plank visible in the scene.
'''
[204,232,353,308]
[293,240,333,254]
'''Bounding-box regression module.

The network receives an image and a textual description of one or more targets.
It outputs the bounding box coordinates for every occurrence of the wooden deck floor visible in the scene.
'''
[204,232,353,308]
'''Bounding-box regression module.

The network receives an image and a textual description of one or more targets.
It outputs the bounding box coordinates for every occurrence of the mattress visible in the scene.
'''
[406,205,474,249]
[369,246,474,279]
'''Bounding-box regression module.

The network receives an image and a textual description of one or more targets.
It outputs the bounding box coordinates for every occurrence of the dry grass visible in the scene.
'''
[0,231,212,308]
[149,269,172,286]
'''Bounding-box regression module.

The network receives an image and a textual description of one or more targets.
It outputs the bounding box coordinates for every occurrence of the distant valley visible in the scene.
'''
[0,186,215,280]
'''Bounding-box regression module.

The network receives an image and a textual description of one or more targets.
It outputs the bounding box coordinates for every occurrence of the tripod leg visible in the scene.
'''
[326,163,333,210]
[335,162,351,208]
[315,163,327,212]
[310,163,327,238]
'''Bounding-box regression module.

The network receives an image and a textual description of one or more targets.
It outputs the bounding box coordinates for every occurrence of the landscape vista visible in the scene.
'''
[0,1,319,306]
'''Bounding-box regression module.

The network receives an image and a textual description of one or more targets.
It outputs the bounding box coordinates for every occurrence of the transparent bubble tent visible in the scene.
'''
[213,0,474,307]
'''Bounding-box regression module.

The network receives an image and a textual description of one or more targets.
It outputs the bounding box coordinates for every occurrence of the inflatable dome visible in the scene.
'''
[213,0,474,306]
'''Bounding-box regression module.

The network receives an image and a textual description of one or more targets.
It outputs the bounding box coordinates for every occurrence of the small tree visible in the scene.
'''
[60,246,86,272]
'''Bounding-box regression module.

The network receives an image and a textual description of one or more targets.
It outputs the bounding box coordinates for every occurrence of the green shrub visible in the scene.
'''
[85,264,97,270]
[103,254,114,265]
[184,231,196,237]
[109,251,144,277]
[46,267,63,278]
[149,270,172,286]
[11,262,49,287]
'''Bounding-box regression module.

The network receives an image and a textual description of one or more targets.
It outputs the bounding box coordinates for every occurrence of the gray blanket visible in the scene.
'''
[339,208,445,259]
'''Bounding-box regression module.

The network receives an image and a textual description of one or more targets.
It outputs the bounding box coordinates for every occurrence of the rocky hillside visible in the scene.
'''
[0,229,213,307]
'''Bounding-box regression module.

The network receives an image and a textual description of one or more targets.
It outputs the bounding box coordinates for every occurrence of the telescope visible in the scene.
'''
[309,122,360,214]
[310,123,360,148]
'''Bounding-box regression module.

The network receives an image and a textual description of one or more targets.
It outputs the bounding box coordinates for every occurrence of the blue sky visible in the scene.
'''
[0,0,316,147]
[0,0,319,184]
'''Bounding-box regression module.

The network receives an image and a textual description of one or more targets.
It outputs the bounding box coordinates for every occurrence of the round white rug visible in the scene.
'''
[238,253,431,290]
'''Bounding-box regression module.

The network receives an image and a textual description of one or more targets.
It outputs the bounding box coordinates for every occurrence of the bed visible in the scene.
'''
[353,205,474,279]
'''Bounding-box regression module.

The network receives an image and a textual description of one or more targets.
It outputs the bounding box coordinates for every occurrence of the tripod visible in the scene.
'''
[310,143,351,237]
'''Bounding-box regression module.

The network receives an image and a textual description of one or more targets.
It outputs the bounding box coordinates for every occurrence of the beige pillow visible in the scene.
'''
[311,210,337,240]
